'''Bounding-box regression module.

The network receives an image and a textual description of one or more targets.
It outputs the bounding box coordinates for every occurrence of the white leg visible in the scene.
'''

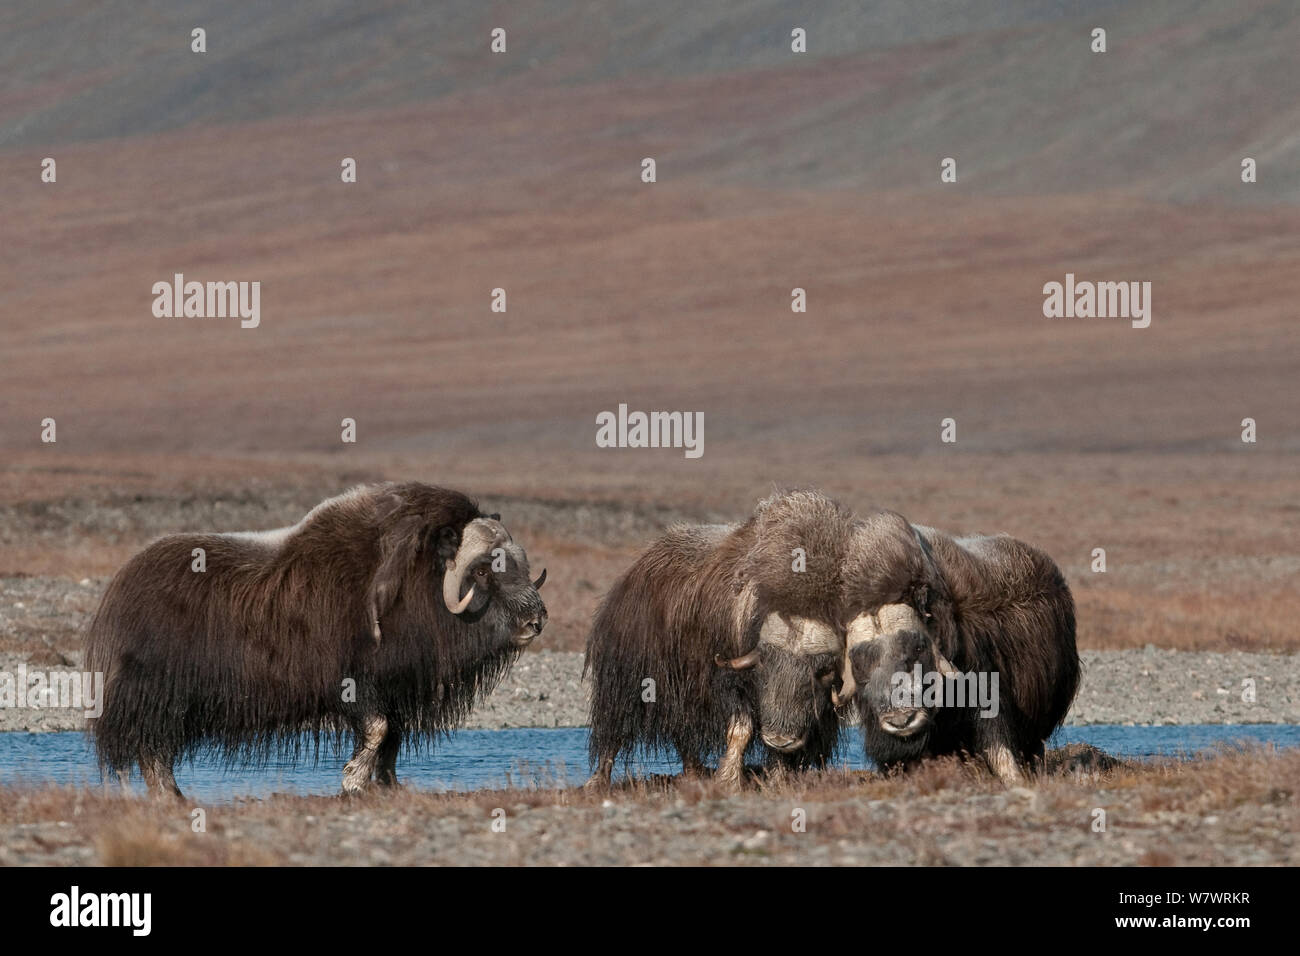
[986,740,1026,784]
[342,715,388,793]
[715,714,753,788]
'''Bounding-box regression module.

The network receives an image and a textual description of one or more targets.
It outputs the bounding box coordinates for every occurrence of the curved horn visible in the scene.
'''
[761,613,843,656]
[714,650,760,671]
[442,518,506,615]
[532,568,547,590]
[443,581,475,615]
[832,654,857,709]
[934,647,959,678]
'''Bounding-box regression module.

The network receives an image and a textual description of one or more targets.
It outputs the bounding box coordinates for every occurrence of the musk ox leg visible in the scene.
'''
[679,751,707,778]
[987,744,1025,784]
[983,739,1028,785]
[1028,741,1047,775]
[714,713,753,789]
[139,755,183,800]
[975,720,1031,784]
[342,714,389,794]
[583,756,615,791]
[374,726,403,788]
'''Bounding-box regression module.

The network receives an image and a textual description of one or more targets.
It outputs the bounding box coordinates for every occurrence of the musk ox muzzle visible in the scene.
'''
[838,604,958,751]
[717,612,844,754]
[838,516,1081,786]
[879,707,930,738]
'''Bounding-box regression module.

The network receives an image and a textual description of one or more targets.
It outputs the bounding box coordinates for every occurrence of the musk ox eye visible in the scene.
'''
[474,566,490,579]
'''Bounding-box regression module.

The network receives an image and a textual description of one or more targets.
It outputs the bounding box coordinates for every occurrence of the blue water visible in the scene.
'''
[1,725,1296,803]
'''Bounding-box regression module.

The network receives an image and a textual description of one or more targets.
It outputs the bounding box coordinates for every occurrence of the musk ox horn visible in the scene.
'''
[835,611,878,707]
[444,582,475,615]
[845,610,880,649]
[714,650,760,670]
[934,647,960,678]
[759,613,843,656]
[832,656,857,709]
[443,518,509,615]
[532,568,547,590]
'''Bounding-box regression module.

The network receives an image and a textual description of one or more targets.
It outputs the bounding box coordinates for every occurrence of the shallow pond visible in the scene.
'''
[1,724,1297,802]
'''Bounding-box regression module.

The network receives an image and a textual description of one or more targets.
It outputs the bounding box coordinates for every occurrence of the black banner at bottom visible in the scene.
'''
[0,865,1278,941]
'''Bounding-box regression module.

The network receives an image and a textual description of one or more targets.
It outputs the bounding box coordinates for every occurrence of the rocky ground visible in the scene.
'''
[3,647,1296,733]
[2,532,1295,868]
[1,746,1294,865]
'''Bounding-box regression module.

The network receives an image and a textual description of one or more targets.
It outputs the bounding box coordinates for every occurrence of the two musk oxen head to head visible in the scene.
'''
[716,502,954,762]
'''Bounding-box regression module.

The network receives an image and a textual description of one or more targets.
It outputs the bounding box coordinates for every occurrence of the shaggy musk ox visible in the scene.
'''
[834,511,1079,782]
[584,490,855,788]
[85,483,547,797]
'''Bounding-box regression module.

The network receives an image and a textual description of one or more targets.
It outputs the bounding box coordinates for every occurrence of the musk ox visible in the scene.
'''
[834,511,1079,782]
[85,482,547,797]
[584,490,855,788]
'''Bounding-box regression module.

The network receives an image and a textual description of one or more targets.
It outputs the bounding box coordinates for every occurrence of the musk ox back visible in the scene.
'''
[836,513,1079,782]
[584,490,854,788]
[85,482,547,797]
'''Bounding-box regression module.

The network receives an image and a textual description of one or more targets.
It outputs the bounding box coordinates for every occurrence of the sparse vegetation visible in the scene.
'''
[1,746,1294,865]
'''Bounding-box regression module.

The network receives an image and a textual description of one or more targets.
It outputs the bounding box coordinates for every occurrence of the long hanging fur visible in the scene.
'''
[85,482,528,775]
[584,490,855,773]
[586,523,754,770]
[917,528,1080,755]
[843,516,1080,771]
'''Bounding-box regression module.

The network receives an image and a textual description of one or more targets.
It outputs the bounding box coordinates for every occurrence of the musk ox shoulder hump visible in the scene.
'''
[840,510,927,609]
[223,526,297,548]
[742,489,856,619]
[640,523,737,574]
[952,532,1061,580]
[662,523,735,547]
[217,484,384,551]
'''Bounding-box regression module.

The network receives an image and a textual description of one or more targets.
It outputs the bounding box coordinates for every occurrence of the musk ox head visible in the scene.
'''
[717,612,842,751]
[439,516,548,647]
[835,512,956,763]
[715,489,856,752]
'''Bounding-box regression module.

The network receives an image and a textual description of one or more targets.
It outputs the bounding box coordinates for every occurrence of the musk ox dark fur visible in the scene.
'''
[583,490,855,788]
[85,482,547,797]
[836,511,1079,782]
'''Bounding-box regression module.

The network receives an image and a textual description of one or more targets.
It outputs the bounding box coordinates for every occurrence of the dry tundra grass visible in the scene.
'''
[1,746,1294,866]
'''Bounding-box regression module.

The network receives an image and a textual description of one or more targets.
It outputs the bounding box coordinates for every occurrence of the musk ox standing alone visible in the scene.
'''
[835,511,1079,782]
[85,483,547,797]
[584,490,855,788]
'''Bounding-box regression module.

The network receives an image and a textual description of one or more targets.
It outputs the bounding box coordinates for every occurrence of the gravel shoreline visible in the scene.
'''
[2,648,1296,734]
[4,748,1296,866]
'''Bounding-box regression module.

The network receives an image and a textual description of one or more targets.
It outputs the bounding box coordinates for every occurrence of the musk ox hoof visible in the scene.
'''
[340,774,375,796]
